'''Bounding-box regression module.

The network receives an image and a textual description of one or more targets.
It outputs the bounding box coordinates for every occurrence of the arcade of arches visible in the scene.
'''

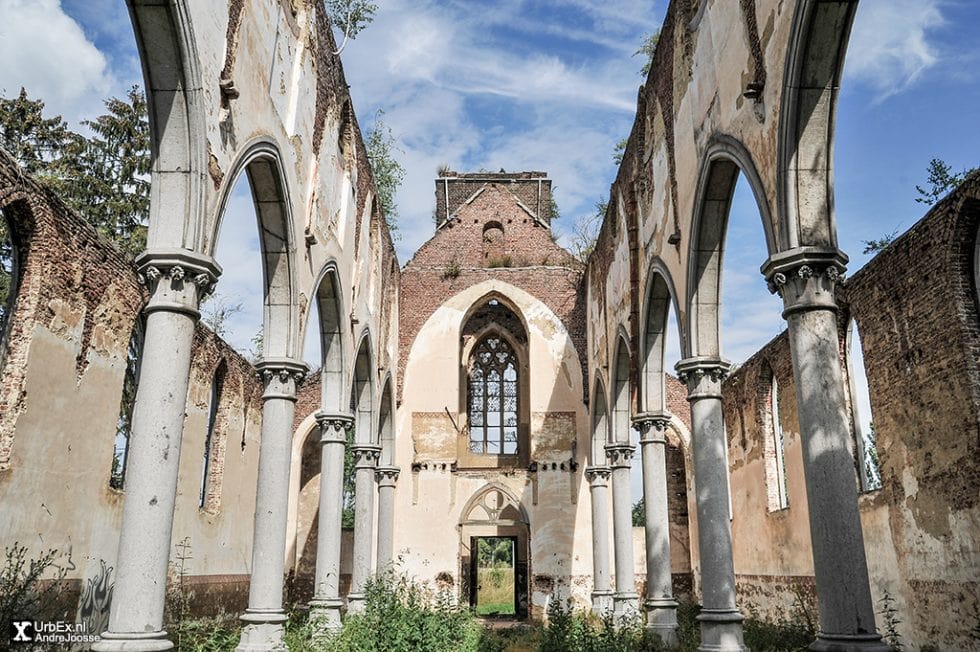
[0,2,977,651]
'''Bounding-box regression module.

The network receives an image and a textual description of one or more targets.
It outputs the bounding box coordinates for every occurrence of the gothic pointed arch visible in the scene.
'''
[640,264,683,413]
[591,376,610,465]
[459,483,530,526]
[611,335,631,444]
[351,329,375,443]
[312,263,345,412]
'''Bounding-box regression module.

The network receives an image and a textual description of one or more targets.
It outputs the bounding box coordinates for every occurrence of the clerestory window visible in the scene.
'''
[111,318,144,490]
[468,335,519,455]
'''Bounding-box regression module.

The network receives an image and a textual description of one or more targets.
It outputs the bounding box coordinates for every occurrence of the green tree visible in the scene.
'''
[915,158,976,206]
[327,0,378,55]
[342,426,357,529]
[365,110,405,239]
[568,199,606,262]
[0,87,151,257]
[635,31,661,77]
[632,497,645,527]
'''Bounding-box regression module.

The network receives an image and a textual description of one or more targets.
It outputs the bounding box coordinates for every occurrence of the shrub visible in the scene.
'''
[0,542,75,646]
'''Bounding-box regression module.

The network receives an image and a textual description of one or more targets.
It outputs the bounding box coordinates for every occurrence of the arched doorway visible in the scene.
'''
[459,484,530,619]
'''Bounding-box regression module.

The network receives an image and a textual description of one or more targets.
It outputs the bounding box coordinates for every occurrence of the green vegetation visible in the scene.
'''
[632,498,646,527]
[365,109,405,239]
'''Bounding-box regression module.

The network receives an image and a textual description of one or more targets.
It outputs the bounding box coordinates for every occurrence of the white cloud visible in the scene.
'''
[844,0,945,101]
[0,0,115,125]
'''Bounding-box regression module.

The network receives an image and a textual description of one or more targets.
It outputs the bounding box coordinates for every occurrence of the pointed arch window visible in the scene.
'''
[468,335,519,455]
[770,376,789,510]
[111,319,144,490]
[199,362,226,507]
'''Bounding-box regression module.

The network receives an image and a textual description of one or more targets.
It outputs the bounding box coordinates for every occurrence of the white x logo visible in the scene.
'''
[12,621,31,642]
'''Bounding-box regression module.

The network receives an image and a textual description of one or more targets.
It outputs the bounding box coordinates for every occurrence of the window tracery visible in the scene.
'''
[468,335,519,455]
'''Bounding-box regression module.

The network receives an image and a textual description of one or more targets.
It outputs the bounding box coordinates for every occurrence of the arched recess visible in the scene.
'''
[209,141,300,360]
[458,293,530,469]
[610,335,631,444]
[640,265,684,412]
[313,264,345,412]
[777,0,859,250]
[0,201,25,368]
[351,330,375,443]
[378,375,395,466]
[590,377,610,465]
[126,0,207,250]
[458,483,531,620]
[687,137,777,358]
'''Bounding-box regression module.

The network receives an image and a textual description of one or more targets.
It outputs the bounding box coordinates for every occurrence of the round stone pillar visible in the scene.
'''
[94,251,219,652]
[675,357,746,652]
[585,466,613,615]
[632,412,679,645]
[308,411,353,635]
[605,442,639,619]
[346,443,382,614]
[375,466,400,571]
[763,248,889,651]
[237,359,308,652]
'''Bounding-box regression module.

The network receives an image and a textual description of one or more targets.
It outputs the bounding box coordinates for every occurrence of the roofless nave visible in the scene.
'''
[0,1,977,651]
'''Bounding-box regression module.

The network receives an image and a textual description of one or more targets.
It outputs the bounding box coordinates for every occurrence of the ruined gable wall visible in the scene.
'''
[718,177,980,648]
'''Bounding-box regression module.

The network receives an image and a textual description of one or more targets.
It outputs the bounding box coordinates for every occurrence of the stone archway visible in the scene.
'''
[459,484,530,620]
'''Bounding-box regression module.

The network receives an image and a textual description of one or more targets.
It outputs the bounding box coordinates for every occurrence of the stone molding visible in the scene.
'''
[632,411,671,444]
[316,411,355,443]
[375,465,400,485]
[604,442,635,469]
[761,247,848,317]
[675,357,731,400]
[254,358,308,400]
[136,249,221,318]
[584,465,611,484]
[351,444,382,468]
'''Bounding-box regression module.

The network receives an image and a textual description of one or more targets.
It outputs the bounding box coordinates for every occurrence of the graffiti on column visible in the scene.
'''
[77,560,113,640]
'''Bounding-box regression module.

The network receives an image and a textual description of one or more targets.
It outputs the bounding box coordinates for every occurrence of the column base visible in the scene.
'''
[347,592,367,615]
[809,631,892,652]
[697,608,746,652]
[644,597,679,645]
[591,590,613,617]
[92,630,173,651]
[236,609,287,652]
[308,597,343,633]
[612,592,640,623]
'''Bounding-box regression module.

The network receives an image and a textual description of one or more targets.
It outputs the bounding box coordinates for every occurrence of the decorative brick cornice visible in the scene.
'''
[604,442,635,469]
[675,357,731,400]
[762,247,848,317]
[136,249,221,317]
[632,411,671,445]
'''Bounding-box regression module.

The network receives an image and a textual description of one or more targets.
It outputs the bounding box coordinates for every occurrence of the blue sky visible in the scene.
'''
[1,0,977,400]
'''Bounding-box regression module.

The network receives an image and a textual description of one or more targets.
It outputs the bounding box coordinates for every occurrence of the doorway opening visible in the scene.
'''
[472,536,516,616]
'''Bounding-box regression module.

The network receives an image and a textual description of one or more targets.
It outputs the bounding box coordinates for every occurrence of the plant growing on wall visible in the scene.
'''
[365,110,405,240]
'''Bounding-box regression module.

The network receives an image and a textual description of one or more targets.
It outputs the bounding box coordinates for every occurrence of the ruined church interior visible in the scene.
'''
[0,1,977,651]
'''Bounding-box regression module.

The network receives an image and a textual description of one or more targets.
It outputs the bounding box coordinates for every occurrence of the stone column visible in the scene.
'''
[237,359,308,652]
[375,466,400,571]
[346,443,382,613]
[675,357,745,652]
[94,251,219,652]
[763,248,889,651]
[632,412,679,645]
[308,411,354,634]
[585,466,613,615]
[605,442,639,619]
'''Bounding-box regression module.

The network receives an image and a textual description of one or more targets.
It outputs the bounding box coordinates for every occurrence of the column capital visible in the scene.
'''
[604,442,635,469]
[136,249,221,318]
[351,443,382,468]
[316,411,354,442]
[761,247,848,317]
[255,358,308,400]
[632,411,671,444]
[675,357,731,399]
[584,465,611,484]
[375,465,400,485]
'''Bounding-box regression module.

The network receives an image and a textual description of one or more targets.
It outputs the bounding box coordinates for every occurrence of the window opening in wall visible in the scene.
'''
[770,376,789,509]
[0,208,14,339]
[200,362,226,507]
[111,319,144,490]
[847,320,882,491]
[468,336,519,455]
